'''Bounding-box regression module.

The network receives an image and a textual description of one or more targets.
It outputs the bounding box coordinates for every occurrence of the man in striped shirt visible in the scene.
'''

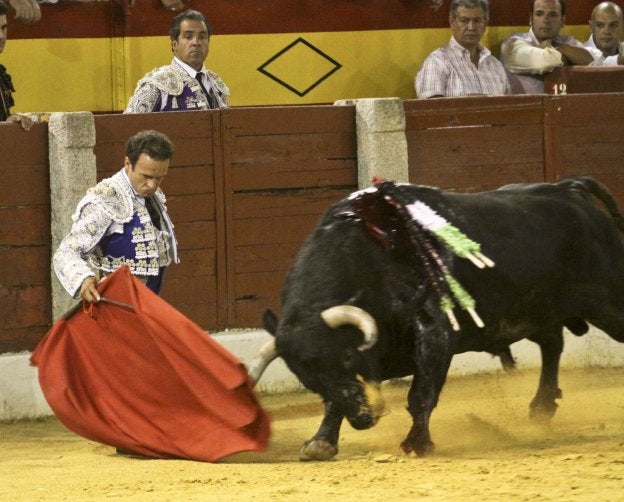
[415,0,510,99]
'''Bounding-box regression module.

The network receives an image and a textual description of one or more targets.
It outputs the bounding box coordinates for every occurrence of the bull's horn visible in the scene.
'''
[247,338,278,385]
[321,306,378,351]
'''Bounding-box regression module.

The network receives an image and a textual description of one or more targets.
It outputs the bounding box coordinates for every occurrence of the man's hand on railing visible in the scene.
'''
[8,0,42,25]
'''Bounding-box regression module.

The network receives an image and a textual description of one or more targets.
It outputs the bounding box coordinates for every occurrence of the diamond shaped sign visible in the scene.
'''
[257,38,342,97]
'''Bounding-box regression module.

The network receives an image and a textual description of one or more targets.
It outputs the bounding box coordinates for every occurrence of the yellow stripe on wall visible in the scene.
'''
[5,25,594,113]
[6,38,115,113]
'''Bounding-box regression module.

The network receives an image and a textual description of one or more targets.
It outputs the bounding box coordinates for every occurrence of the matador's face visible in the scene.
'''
[125,153,169,199]
[171,19,210,71]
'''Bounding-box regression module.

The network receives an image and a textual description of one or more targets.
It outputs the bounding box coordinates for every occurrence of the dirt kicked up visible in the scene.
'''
[1,367,623,501]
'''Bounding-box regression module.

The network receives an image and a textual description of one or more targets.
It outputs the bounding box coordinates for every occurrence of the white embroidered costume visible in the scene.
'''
[124,58,229,113]
[53,169,179,298]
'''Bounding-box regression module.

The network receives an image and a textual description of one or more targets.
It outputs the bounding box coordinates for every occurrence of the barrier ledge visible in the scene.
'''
[2,326,623,421]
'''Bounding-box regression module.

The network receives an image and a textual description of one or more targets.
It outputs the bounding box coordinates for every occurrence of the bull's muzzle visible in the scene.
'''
[347,375,385,430]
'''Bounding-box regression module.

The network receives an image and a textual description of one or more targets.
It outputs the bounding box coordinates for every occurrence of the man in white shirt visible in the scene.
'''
[585,1,624,65]
[125,9,229,113]
[500,0,601,94]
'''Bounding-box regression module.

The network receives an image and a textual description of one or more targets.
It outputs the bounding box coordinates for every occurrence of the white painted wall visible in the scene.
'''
[2,326,623,421]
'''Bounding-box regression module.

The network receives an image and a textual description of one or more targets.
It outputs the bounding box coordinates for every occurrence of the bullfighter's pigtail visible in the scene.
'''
[373,179,493,331]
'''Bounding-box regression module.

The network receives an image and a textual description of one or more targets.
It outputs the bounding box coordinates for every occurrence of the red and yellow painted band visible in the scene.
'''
[5,25,592,113]
[4,1,597,112]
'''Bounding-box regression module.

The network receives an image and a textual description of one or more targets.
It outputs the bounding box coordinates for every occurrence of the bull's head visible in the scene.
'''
[249,305,386,430]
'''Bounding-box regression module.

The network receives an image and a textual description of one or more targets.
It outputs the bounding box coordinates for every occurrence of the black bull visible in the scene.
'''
[249,176,624,461]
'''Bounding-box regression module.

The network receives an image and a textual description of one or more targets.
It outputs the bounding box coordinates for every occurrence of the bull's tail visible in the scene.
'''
[562,176,624,233]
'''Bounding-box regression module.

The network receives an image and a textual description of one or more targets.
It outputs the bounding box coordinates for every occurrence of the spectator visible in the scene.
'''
[53,130,179,303]
[500,0,601,94]
[125,9,228,113]
[415,0,510,98]
[0,2,32,129]
[585,1,624,65]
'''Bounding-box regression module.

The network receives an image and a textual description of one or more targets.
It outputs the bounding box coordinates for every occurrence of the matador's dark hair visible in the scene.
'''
[170,9,211,40]
[125,130,175,167]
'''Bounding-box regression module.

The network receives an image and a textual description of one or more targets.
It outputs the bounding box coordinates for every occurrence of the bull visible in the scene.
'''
[249,176,624,461]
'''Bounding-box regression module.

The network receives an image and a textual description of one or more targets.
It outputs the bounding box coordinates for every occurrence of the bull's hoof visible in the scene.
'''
[400,438,435,457]
[299,439,338,461]
[529,402,558,422]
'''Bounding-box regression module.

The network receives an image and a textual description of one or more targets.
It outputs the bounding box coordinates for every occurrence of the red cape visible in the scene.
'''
[31,266,270,461]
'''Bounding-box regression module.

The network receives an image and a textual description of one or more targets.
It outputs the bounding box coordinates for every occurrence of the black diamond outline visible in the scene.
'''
[257,37,342,97]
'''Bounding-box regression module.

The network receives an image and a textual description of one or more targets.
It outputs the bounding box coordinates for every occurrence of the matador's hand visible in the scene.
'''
[80,276,101,304]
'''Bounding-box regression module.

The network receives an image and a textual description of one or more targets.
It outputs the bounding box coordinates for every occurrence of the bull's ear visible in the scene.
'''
[262,309,279,336]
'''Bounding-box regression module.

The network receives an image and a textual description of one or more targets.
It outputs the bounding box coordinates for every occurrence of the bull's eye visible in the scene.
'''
[341,348,357,370]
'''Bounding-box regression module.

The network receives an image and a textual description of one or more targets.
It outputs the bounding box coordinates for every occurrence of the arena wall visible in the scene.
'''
[2,91,624,418]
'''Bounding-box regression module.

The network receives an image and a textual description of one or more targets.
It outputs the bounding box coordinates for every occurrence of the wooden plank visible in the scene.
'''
[404,96,543,129]
[94,112,215,171]
[234,243,301,274]
[0,164,50,206]
[230,132,356,164]
[233,189,350,219]
[0,285,51,329]
[0,247,50,286]
[0,326,50,353]
[214,108,229,328]
[234,214,323,246]
[167,193,215,223]
[169,303,217,331]
[547,93,624,123]
[0,122,48,164]
[231,270,290,327]
[555,125,624,165]
[173,221,216,251]
[162,165,215,195]
[232,161,356,190]
[407,126,543,167]
[543,97,563,183]
[165,248,216,278]
[409,163,544,191]
[0,207,50,246]
[94,111,215,141]
[161,274,217,302]
[544,67,624,95]
[226,106,355,135]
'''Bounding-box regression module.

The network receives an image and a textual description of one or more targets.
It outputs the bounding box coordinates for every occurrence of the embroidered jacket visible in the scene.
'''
[53,169,179,298]
[124,58,229,113]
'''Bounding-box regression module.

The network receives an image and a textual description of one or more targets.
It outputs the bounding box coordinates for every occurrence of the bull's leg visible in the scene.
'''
[400,326,454,456]
[299,400,343,461]
[528,328,564,421]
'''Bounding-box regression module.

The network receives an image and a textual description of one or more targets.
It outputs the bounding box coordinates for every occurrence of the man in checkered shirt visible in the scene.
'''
[415,0,510,98]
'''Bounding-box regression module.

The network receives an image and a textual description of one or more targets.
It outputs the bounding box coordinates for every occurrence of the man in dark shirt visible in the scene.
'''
[0,2,31,129]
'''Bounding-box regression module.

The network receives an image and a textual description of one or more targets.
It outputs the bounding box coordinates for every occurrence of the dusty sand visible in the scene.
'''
[1,366,623,501]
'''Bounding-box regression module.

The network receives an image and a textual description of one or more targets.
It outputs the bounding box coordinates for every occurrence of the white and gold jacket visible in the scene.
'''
[53,169,179,298]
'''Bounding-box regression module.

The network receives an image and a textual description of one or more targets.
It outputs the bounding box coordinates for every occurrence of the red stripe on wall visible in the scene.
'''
[8,0,596,40]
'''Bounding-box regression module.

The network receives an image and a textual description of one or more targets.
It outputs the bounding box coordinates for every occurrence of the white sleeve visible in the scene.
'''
[501,36,563,75]
[53,203,112,298]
